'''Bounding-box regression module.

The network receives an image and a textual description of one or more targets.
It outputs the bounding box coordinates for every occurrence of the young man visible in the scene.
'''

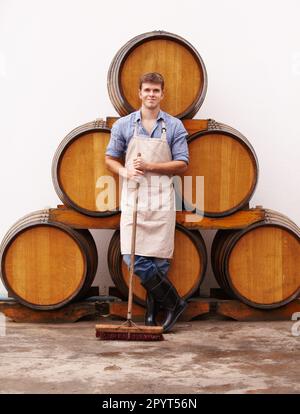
[105,72,189,332]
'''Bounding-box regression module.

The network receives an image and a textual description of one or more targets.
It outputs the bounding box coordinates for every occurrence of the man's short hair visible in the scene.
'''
[139,72,164,91]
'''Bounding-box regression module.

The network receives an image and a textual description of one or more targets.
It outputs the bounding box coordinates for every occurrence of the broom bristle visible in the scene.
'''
[96,331,164,341]
[95,323,164,341]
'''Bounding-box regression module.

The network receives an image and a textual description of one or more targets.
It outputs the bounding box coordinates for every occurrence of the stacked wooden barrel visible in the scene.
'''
[0,30,299,313]
[0,210,98,310]
[107,31,207,119]
[181,120,259,216]
[211,210,300,309]
[52,119,121,216]
[108,225,207,306]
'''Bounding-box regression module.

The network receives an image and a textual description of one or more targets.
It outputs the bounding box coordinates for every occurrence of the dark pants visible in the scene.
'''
[122,255,170,282]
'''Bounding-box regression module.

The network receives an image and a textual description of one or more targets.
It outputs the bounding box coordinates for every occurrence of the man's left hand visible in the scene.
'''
[133,156,148,172]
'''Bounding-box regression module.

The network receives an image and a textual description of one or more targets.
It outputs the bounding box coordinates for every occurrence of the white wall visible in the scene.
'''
[1,0,299,296]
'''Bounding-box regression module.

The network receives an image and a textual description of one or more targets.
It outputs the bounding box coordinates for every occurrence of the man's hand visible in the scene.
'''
[119,166,144,181]
[133,156,148,172]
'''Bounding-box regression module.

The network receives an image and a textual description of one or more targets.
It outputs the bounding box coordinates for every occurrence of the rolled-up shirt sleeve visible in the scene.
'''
[171,121,189,164]
[105,120,126,158]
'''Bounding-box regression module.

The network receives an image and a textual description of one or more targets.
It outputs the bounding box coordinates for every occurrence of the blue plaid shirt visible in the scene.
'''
[105,110,189,164]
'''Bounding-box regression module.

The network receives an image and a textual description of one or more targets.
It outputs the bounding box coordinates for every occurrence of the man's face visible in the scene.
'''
[138,82,164,110]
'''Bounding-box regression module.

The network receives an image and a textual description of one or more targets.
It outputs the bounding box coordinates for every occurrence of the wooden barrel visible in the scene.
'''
[52,120,121,216]
[0,210,98,310]
[108,30,207,119]
[211,210,300,309]
[107,224,207,306]
[180,120,259,217]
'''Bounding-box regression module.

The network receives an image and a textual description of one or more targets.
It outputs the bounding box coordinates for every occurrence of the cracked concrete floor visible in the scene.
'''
[0,317,299,394]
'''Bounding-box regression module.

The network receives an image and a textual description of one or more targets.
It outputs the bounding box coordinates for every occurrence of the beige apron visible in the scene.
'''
[120,120,176,258]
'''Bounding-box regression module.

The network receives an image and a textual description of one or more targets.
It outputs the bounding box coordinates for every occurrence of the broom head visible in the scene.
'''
[95,323,164,341]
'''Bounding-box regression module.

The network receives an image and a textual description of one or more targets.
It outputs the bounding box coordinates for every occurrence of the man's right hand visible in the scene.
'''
[105,156,145,181]
[119,166,145,181]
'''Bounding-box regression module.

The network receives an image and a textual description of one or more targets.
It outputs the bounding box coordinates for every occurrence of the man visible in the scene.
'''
[105,72,189,332]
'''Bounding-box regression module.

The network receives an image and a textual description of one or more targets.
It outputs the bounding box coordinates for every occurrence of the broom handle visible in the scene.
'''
[127,153,141,321]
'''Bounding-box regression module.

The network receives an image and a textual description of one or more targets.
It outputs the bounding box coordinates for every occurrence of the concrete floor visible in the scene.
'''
[0,317,299,394]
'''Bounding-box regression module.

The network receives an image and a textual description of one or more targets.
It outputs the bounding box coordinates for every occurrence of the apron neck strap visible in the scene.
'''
[133,121,139,136]
[161,120,167,141]
[133,119,167,140]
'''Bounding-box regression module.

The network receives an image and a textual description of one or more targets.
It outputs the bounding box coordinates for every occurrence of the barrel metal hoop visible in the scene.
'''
[94,118,106,129]
[208,119,221,130]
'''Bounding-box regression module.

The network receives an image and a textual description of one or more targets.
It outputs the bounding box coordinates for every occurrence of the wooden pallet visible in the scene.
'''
[108,297,300,322]
[1,296,299,323]
[105,117,209,134]
[49,205,266,230]
[108,299,210,322]
[0,300,109,323]
[214,298,300,321]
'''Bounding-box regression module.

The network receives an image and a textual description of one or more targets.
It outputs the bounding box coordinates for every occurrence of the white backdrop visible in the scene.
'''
[0,0,299,296]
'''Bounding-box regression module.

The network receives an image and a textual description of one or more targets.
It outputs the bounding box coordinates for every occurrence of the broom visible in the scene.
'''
[95,153,164,341]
